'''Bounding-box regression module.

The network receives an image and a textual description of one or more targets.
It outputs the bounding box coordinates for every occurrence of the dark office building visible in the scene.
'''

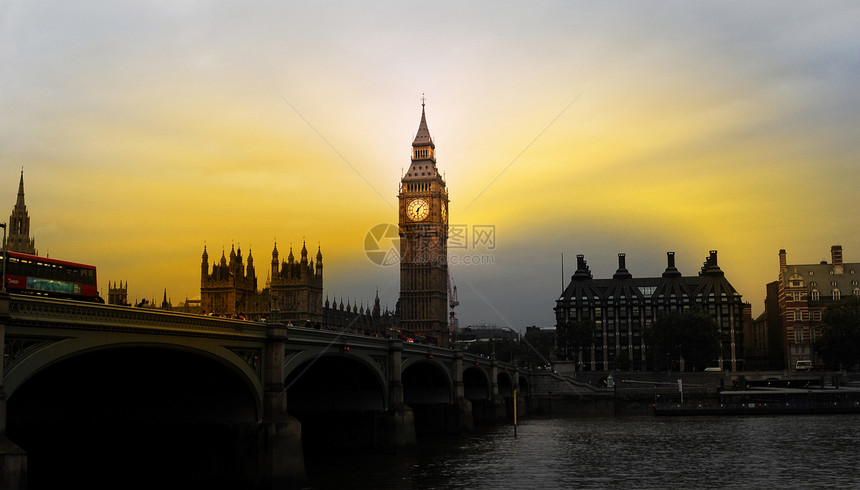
[555,251,745,372]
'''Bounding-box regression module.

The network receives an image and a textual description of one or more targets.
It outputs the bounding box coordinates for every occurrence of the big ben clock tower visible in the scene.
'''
[399,99,450,346]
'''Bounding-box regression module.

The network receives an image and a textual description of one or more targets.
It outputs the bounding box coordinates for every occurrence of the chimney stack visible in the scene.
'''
[779,249,787,271]
[832,245,844,274]
[573,254,592,280]
[832,245,843,266]
[662,251,681,278]
[614,253,632,279]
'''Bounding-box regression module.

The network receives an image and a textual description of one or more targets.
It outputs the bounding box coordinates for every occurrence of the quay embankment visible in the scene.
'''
[525,369,859,416]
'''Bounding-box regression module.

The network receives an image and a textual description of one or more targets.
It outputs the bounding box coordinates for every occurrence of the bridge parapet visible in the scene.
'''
[282,327,519,371]
[5,294,267,339]
[285,326,389,351]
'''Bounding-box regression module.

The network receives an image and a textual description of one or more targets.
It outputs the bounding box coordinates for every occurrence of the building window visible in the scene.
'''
[809,271,814,275]
[813,310,821,321]
[811,290,820,301]
[794,327,803,343]
[854,289,860,297]
[833,289,841,300]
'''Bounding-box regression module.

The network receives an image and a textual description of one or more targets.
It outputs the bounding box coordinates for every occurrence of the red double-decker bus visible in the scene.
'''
[3,251,101,302]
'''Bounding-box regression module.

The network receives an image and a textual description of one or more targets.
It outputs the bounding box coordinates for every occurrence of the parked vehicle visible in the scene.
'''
[796,360,812,371]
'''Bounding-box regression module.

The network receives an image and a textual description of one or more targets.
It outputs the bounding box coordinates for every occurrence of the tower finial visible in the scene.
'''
[421,93,425,107]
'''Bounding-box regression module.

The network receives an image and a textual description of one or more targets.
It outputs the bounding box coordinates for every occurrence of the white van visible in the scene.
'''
[796,360,812,371]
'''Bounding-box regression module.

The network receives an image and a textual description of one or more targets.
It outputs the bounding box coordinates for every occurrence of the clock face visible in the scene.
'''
[407,198,429,221]
[441,202,447,223]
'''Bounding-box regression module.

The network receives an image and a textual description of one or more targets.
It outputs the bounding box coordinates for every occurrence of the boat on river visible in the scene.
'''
[654,386,860,415]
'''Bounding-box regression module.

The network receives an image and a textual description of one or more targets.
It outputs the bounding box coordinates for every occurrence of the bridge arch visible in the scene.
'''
[4,337,263,419]
[518,374,531,395]
[6,345,260,488]
[401,358,452,435]
[401,356,453,405]
[462,364,493,424]
[284,351,387,412]
[497,370,514,398]
[284,352,387,456]
[463,364,491,400]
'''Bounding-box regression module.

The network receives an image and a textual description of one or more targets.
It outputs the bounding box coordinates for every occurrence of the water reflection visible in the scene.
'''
[306,414,860,489]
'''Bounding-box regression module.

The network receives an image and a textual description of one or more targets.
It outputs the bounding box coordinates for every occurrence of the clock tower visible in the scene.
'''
[399,100,450,346]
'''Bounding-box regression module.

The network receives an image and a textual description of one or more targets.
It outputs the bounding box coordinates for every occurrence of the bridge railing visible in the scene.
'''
[282,325,519,372]
[5,294,268,339]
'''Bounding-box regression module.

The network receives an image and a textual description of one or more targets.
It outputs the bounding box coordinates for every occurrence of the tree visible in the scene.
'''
[814,296,860,370]
[463,338,523,364]
[521,328,555,369]
[556,320,595,362]
[645,308,720,371]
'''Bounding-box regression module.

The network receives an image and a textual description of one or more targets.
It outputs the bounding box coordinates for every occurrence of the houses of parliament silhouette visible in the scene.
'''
[4,103,450,344]
[195,101,450,340]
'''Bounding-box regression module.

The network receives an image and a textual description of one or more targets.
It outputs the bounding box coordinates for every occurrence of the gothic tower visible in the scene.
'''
[269,241,323,325]
[6,170,36,254]
[108,281,129,305]
[398,99,449,346]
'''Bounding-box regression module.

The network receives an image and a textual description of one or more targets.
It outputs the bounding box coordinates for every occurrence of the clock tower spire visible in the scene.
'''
[399,98,450,346]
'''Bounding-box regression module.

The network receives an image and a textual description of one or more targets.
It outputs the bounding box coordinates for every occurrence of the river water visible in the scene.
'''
[305,414,860,489]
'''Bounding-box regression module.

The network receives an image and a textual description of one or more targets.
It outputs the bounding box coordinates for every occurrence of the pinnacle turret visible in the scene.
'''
[6,169,36,254]
[16,170,25,207]
[412,98,434,149]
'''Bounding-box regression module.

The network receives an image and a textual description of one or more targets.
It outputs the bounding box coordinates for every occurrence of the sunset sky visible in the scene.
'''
[2,1,859,330]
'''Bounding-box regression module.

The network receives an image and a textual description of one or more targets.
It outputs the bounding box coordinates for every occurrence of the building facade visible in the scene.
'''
[398,101,450,346]
[769,245,860,370]
[5,171,36,254]
[745,281,784,370]
[269,242,324,325]
[200,241,322,323]
[200,244,261,318]
[108,281,129,305]
[322,293,398,336]
[555,251,746,372]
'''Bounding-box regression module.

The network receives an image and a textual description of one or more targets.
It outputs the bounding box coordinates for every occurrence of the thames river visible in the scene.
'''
[305,414,860,489]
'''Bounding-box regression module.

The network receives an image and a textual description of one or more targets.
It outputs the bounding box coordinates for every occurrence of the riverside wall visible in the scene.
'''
[524,369,856,416]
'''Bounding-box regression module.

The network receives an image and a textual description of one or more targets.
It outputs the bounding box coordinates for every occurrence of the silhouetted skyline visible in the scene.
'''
[3,2,859,330]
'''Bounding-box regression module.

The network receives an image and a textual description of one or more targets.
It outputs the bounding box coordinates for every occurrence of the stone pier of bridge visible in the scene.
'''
[0,295,27,489]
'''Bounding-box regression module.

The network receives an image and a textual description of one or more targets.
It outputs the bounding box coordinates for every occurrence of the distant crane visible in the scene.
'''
[447,271,459,343]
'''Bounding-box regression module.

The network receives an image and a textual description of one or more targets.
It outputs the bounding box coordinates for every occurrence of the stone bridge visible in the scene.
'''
[0,293,530,489]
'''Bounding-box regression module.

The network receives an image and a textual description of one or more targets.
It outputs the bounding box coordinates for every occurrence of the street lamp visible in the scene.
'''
[1,222,6,293]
